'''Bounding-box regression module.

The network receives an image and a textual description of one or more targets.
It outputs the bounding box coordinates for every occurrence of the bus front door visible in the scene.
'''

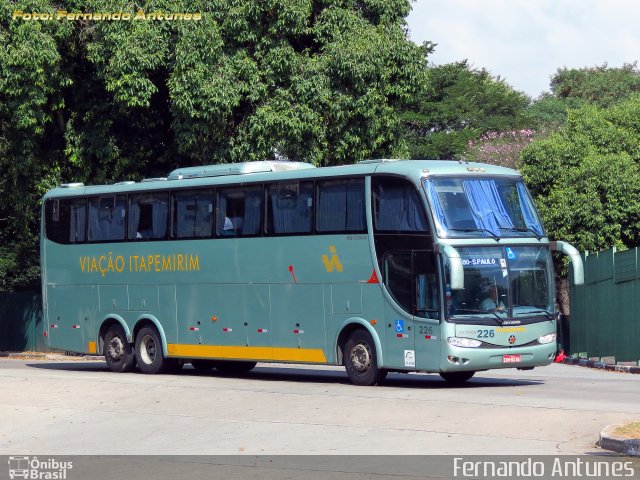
[381,251,441,371]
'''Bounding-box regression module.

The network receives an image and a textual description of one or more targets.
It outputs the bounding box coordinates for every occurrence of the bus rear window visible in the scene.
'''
[45,198,87,244]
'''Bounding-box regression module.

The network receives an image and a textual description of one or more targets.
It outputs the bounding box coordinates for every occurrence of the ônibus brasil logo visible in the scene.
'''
[8,456,72,480]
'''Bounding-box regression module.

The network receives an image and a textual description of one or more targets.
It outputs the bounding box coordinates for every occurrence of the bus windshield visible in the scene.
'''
[423,177,544,239]
[446,246,553,322]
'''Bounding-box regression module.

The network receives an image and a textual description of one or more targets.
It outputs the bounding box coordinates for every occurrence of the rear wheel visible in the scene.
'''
[344,329,386,386]
[134,326,172,374]
[439,371,475,383]
[191,359,217,372]
[103,324,136,373]
[214,361,257,374]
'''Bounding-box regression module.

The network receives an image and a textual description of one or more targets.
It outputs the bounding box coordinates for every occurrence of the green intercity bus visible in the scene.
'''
[41,159,584,385]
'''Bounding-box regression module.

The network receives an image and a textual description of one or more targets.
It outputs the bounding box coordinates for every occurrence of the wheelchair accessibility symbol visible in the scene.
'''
[395,320,404,333]
[506,247,517,260]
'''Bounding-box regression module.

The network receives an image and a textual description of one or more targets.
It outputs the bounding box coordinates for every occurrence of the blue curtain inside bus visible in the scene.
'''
[376,183,428,232]
[89,197,126,241]
[269,183,313,234]
[424,178,544,238]
[462,180,514,235]
[317,180,365,232]
[516,182,543,236]
[241,190,262,235]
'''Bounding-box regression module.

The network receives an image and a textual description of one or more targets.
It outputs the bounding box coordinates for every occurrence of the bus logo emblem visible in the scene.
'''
[509,335,516,344]
[322,245,343,272]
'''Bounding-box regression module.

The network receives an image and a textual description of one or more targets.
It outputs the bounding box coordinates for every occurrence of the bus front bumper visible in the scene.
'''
[440,342,557,373]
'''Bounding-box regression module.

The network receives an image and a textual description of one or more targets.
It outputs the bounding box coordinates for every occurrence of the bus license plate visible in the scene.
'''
[502,354,521,364]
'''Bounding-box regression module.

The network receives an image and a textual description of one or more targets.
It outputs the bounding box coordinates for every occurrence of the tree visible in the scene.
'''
[464,129,538,169]
[0,0,427,290]
[520,96,640,315]
[528,63,640,129]
[550,63,640,108]
[401,60,532,159]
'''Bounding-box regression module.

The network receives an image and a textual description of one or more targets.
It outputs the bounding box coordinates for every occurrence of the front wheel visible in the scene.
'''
[439,371,475,383]
[134,326,172,374]
[344,329,386,386]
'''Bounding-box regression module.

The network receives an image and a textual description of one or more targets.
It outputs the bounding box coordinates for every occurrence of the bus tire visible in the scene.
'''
[344,329,385,386]
[439,371,475,383]
[103,324,136,373]
[214,361,257,374]
[134,325,171,374]
[191,359,216,372]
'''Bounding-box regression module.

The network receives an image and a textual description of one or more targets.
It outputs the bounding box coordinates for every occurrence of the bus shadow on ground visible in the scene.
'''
[26,361,544,388]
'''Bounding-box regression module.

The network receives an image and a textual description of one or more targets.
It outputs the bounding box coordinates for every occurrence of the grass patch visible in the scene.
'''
[613,422,640,439]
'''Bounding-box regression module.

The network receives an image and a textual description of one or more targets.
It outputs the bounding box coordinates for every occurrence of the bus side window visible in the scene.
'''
[128,192,169,240]
[266,181,313,235]
[45,198,87,244]
[373,177,429,233]
[216,186,262,237]
[173,189,214,239]
[88,195,126,242]
[316,179,365,233]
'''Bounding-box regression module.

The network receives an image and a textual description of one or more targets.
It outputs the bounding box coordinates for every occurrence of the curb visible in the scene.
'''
[562,357,640,374]
[599,425,640,456]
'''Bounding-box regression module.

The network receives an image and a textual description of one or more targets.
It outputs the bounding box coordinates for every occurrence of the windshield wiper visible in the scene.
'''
[515,309,554,320]
[453,308,505,324]
[500,227,542,240]
[449,228,500,241]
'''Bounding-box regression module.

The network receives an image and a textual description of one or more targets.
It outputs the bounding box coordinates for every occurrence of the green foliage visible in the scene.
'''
[401,61,532,159]
[551,63,640,108]
[0,0,425,290]
[521,96,640,253]
[528,64,640,130]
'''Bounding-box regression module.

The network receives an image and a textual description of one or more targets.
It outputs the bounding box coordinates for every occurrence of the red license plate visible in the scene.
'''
[502,354,521,364]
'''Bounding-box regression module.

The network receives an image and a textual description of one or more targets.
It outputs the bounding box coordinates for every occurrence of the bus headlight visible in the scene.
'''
[447,337,482,348]
[538,333,556,344]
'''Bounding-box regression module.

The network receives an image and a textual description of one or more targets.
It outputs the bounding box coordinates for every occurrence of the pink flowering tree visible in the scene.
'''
[461,129,541,169]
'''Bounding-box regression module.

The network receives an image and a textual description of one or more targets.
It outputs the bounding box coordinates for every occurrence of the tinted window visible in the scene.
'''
[373,177,429,232]
[382,250,439,319]
[45,198,87,244]
[128,192,169,240]
[88,196,126,242]
[266,181,313,234]
[173,189,214,239]
[317,179,365,233]
[216,186,262,237]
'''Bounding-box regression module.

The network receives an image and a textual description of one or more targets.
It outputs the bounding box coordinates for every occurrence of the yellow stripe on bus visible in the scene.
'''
[167,344,327,363]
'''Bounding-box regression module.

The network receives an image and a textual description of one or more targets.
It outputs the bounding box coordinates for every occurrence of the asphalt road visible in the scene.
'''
[0,359,639,456]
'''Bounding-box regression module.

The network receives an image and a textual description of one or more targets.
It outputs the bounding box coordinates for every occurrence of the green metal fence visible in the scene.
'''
[570,247,640,363]
[0,291,47,352]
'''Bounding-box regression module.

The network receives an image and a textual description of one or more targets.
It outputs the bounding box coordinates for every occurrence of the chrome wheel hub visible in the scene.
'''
[140,335,157,365]
[108,337,124,360]
[350,343,371,372]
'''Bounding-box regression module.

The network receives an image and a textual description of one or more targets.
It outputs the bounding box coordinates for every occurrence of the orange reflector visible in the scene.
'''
[370,319,377,326]
[211,316,217,322]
